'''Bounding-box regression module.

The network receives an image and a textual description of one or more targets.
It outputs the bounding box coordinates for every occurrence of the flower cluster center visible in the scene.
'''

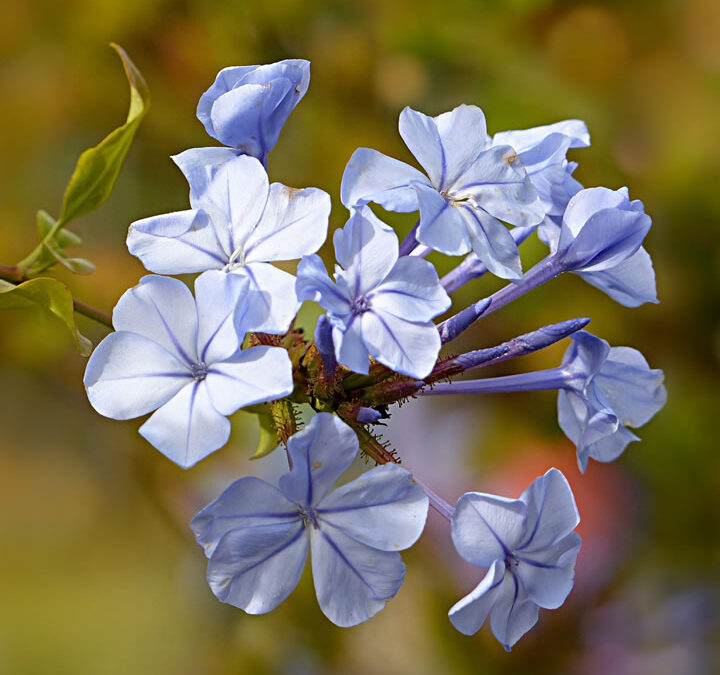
[298,506,319,528]
[191,362,209,380]
[505,553,520,570]
[351,295,371,316]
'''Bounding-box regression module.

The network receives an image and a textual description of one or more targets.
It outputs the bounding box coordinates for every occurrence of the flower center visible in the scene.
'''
[191,362,209,381]
[351,295,371,315]
[505,553,520,570]
[298,506,319,528]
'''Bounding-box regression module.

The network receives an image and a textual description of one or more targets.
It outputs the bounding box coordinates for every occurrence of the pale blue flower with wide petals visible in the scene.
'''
[295,207,451,378]
[558,331,667,472]
[449,468,581,650]
[196,59,310,163]
[127,154,331,333]
[84,273,293,469]
[341,105,546,280]
[191,413,429,627]
[492,119,590,217]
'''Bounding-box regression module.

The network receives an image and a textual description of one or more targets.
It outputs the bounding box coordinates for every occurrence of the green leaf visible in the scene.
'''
[244,404,281,460]
[37,211,83,247]
[57,43,150,227]
[0,278,92,356]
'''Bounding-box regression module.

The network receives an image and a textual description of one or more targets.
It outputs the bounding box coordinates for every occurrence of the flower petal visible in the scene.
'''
[333,316,370,374]
[489,572,540,651]
[517,468,580,554]
[398,106,446,188]
[127,209,227,274]
[240,262,301,334]
[112,275,199,366]
[451,492,527,568]
[205,345,293,416]
[138,380,230,468]
[316,463,429,551]
[206,521,308,614]
[340,148,428,211]
[361,309,441,379]
[492,119,590,153]
[191,476,301,558]
[369,256,451,322]
[415,183,472,256]
[295,254,352,316]
[171,147,242,204]
[310,525,405,627]
[279,413,359,507]
[515,532,581,609]
[84,332,190,420]
[578,425,639,470]
[448,559,506,636]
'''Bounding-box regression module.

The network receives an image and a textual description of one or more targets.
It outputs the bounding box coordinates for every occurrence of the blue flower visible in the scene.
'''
[191,413,429,627]
[341,105,546,280]
[296,206,451,378]
[449,468,581,650]
[558,331,667,472]
[127,154,330,333]
[84,274,293,468]
[196,59,311,162]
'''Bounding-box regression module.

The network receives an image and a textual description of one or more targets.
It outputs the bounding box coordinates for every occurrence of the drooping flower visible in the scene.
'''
[449,468,581,650]
[191,413,429,627]
[127,154,331,333]
[341,105,546,280]
[558,330,667,472]
[295,206,451,378]
[196,59,311,162]
[84,274,293,468]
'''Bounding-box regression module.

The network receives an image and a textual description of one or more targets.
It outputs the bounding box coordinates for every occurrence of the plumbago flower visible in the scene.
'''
[191,413,428,626]
[295,206,451,378]
[128,154,330,333]
[84,273,293,467]
[341,105,546,280]
[79,57,667,645]
[449,469,581,650]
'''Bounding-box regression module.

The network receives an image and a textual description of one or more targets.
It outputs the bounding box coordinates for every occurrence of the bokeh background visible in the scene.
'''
[1,1,719,673]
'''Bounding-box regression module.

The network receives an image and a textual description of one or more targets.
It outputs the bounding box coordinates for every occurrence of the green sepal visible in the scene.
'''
[0,278,92,356]
[36,211,82,247]
[56,43,150,228]
[244,403,282,460]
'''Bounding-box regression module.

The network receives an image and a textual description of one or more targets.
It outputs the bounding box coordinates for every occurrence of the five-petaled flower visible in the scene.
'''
[84,273,293,468]
[191,413,429,627]
[449,468,581,650]
[296,206,451,378]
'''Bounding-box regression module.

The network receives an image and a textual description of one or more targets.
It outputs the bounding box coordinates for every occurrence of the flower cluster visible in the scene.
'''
[84,59,666,649]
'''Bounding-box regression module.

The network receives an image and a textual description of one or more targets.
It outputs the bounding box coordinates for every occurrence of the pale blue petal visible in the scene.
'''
[279,413,359,507]
[139,380,230,468]
[517,468,580,554]
[206,521,308,613]
[579,247,658,307]
[333,208,399,296]
[244,183,330,263]
[191,476,301,558]
[579,425,639,470]
[515,532,581,609]
[295,254,352,316]
[489,572,540,651]
[448,559,506,636]
[196,155,270,254]
[340,148,428,211]
[451,492,527,568]
[459,206,523,280]
[398,106,446,188]
[562,330,610,381]
[84,332,190,420]
[560,187,628,240]
[206,345,293,416]
[171,147,242,203]
[316,463,429,551]
[369,256,451,322]
[452,145,545,227]
[595,346,667,427]
[361,309,441,378]
[414,183,472,256]
[127,209,227,274]
[194,270,249,363]
[112,275,199,366]
[310,525,405,627]
[492,119,590,153]
[240,262,301,334]
[333,317,370,374]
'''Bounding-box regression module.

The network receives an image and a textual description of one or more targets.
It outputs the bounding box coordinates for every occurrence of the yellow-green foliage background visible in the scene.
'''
[1,1,719,673]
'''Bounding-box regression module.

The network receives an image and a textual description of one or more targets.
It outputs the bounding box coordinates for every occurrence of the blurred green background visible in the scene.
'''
[1,0,719,673]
